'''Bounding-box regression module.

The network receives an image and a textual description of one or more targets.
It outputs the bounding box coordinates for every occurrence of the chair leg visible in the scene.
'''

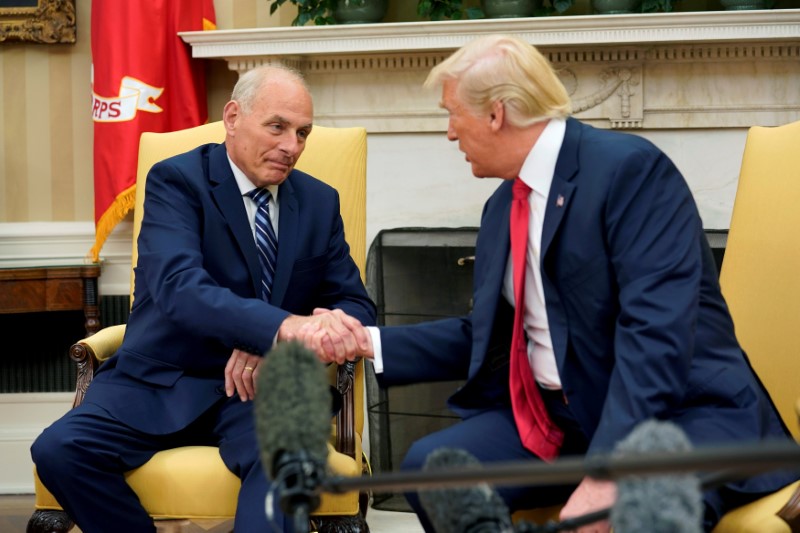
[26,509,74,533]
[312,514,369,533]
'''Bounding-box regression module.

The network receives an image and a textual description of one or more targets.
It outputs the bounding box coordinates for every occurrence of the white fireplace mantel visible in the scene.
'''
[180,11,800,58]
[177,11,800,245]
[181,11,800,132]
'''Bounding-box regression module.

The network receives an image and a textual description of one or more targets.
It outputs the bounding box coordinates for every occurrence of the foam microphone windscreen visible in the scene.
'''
[610,419,704,533]
[254,340,332,478]
[420,447,515,533]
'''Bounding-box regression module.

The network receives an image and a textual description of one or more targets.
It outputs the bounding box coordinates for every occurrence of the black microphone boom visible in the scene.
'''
[324,439,800,495]
[255,340,332,533]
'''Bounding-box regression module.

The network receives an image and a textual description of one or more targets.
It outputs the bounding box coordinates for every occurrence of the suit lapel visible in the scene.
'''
[541,180,576,257]
[485,182,512,299]
[270,174,299,306]
[470,181,512,372]
[208,144,262,296]
[541,118,580,260]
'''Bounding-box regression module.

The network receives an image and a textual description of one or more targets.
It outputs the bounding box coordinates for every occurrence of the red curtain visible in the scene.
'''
[89,0,216,262]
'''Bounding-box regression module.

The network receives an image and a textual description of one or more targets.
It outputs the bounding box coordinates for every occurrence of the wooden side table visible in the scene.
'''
[0,264,102,337]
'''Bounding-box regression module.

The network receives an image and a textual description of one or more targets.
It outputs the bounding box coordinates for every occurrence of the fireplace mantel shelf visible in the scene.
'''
[180,10,800,134]
[180,10,800,59]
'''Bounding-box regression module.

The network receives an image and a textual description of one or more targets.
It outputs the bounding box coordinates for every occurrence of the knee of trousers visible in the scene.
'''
[401,436,442,472]
[31,425,85,476]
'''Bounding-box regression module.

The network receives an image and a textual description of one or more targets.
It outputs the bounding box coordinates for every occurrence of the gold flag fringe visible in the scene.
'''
[88,184,137,263]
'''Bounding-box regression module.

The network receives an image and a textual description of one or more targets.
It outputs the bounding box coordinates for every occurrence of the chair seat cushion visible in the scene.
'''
[35,439,364,520]
[507,480,800,533]
[712,480,800,533]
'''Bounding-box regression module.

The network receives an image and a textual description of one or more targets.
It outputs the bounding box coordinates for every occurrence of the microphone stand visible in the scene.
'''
[272,450,326,533]
[323,440,800,495]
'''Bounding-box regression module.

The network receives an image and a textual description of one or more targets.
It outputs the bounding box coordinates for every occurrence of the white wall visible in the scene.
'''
[365,128,748,249]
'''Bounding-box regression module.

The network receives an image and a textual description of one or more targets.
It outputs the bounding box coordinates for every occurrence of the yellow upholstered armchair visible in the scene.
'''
[711,119,800,533]
[29,122,371,533]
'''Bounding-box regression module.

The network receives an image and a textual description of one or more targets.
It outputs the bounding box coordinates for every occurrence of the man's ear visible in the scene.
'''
[489,100,505,132]
[222,100,239,134]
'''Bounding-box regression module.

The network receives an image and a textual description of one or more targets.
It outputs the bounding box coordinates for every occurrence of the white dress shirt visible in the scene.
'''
[228,154,280,237]
[370,118,566,391]
[503,118,565,389]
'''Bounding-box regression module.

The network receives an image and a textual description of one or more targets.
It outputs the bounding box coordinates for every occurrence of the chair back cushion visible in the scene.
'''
[133,122,368,296]
[719,119,800,440]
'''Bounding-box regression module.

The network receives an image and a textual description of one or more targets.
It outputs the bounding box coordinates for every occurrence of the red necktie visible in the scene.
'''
[509,177,564,461]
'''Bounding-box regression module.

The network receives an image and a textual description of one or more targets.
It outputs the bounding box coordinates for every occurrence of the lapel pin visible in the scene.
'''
[556,194,565,207]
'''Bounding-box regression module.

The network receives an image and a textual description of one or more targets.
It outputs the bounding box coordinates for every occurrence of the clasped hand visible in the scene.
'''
[224,308,371,401]
[281,308,372,364]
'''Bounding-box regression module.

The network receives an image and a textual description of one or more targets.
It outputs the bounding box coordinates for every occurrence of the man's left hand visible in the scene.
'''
[224,349,262,401]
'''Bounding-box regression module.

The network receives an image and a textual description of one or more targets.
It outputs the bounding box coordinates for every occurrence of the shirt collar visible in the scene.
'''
[517,117,566,199]
[227,153,280,203]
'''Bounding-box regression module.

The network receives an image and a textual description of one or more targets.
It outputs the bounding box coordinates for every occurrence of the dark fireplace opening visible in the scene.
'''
[365,227,478,511]
[364,226,727,512]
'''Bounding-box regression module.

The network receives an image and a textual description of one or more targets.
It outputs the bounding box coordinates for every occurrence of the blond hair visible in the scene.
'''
[425,35,571,126]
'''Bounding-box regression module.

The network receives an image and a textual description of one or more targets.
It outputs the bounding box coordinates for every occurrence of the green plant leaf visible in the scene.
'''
[465,6,484,18]
[417,0,432,17]
[551,0,573,13]
[420,0,469,21]
[642,0,675,11]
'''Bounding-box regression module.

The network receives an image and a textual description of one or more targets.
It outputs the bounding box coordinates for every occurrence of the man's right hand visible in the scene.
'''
[278,308,371,364]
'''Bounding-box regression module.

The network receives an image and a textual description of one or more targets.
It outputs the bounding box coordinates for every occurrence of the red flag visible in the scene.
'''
[89,0,216,262]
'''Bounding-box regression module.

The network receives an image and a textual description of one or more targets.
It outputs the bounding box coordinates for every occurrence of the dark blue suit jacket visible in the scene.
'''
[378,118,795,495]
[85,142,376,434]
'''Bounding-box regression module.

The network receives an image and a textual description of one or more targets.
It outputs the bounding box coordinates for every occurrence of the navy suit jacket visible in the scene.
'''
[85,142,376,434]
[378,119,794,493]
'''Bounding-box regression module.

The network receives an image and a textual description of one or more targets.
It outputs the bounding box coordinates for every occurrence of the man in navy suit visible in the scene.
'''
[322,35,797,532]
[31,65,375,532]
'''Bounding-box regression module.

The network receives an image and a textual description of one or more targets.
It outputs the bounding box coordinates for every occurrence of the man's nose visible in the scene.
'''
[446,123,457,141]
[280,133,302,156]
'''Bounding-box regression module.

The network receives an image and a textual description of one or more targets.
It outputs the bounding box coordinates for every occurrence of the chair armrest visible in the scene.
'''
[777,484,800,531]
[69,327,360,461]
[334,360,358,460]
[796,397,800,428]
[776,397,800,529]
[70,324,126,407]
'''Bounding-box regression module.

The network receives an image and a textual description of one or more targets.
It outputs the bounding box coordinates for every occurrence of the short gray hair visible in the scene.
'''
[231,64,309,114]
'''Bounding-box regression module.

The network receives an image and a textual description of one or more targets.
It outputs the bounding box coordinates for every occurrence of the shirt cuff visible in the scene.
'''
[367,326,383,373]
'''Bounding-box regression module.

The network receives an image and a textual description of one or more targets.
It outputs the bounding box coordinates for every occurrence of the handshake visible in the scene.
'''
[278,307,374,365]
[224,308,373,402]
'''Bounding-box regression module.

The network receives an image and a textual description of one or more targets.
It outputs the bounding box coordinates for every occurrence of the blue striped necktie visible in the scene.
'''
[247,188,278,301]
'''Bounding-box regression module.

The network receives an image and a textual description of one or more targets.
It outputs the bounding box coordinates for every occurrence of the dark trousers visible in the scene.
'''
[401,390,589,532]
[31,396,289,533]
